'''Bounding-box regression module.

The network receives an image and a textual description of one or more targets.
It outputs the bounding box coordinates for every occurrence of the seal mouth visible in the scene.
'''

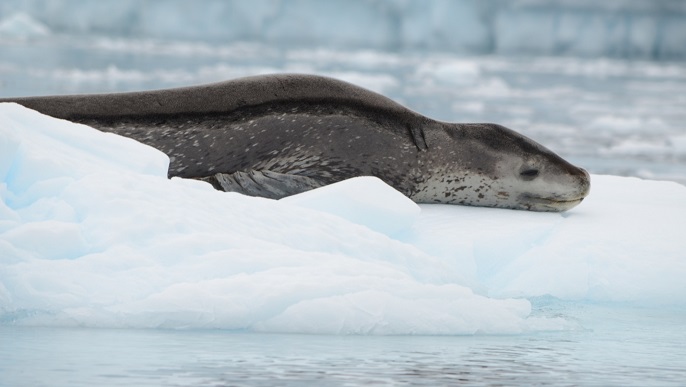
[520,195,586,211]
[524,196,585,205]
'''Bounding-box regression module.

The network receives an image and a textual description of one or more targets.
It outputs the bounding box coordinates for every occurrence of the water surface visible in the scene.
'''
[2,303,685,386]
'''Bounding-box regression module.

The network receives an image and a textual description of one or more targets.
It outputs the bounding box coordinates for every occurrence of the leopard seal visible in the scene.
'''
[0,73,590,211]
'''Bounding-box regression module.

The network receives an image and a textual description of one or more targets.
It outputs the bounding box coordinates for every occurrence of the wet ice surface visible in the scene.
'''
[1,36,685,185]
[2,302,685,387]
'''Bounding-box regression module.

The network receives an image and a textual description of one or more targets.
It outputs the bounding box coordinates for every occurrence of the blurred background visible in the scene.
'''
[1,0,685,184]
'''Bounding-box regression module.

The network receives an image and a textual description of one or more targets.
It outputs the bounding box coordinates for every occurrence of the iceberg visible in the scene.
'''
[1,103,685,334]
[1,0,685,59]
[0,12,50,39]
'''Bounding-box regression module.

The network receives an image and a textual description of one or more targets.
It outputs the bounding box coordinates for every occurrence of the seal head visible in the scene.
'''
[414,123,591,211]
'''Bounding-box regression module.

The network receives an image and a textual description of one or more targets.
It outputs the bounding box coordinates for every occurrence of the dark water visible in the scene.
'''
[2,305,685,387]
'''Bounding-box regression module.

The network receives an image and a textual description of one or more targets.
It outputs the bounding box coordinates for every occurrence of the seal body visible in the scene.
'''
[0,74,590,211]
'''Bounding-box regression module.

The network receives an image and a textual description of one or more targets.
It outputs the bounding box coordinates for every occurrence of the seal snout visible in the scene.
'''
[518,163,591,212]
[576,167,591,199]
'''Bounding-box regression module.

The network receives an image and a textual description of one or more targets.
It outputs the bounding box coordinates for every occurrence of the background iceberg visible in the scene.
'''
[1,0,685,60]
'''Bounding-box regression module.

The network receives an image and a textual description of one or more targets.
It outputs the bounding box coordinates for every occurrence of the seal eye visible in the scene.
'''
[520,169,539,180]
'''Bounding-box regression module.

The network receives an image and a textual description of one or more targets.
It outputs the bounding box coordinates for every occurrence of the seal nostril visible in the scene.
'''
[520,169,539,180]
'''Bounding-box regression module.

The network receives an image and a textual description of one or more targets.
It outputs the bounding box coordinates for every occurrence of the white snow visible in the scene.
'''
[281,176,420,237]
[1,103,685,334]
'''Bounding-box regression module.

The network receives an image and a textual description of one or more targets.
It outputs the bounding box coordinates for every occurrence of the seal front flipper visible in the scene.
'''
[200,170,327,199]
